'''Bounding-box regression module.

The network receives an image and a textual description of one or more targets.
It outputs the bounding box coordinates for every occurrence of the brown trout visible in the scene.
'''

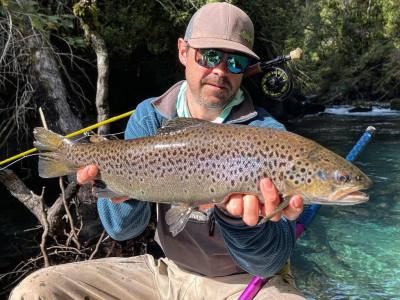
[33,118,372,236]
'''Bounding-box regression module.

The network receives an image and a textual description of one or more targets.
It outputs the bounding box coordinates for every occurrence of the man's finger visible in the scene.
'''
[261,178,281,222]
[77,164,98,184]
[225,194,244,217]
[110,196,130,203]
[282,195,303,221]
[242,194,260,226]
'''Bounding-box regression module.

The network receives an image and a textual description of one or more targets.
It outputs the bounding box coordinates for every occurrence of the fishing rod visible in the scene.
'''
[0,110,135,167]
[245,48,303,77]
[239,125,376,300]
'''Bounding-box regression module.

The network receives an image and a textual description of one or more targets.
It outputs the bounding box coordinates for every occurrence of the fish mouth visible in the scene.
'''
[310,187,370,205]
[331,190,369,205]
[328,187,370,205]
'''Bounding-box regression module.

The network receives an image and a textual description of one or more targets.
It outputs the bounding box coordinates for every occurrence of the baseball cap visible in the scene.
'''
[184,2,259,60]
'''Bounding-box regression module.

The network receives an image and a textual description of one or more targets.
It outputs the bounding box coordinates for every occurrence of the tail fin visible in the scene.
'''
[33,127,75,178]
[33,127,71,151]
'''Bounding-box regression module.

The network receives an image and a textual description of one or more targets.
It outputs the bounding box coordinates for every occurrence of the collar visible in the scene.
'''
[151,80,257,124]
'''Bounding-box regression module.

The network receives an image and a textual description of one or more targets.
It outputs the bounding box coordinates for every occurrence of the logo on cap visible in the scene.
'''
[240,31,252,45]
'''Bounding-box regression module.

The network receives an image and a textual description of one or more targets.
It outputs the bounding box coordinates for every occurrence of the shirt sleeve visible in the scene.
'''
[97,101,157,241]
[214,112,296,277]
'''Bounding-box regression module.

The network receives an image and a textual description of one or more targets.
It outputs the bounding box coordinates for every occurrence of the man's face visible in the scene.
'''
[178,39,243,111]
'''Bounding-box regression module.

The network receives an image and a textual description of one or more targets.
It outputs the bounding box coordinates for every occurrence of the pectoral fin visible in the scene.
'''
[165,205,193,237]
[261,195,292,223]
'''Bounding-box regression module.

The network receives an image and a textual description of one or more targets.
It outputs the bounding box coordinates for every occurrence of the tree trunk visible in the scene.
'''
[74,0,110,136]
[27,32,83,134]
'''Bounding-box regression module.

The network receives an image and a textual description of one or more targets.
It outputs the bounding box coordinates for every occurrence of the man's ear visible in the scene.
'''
[178,38,188,67]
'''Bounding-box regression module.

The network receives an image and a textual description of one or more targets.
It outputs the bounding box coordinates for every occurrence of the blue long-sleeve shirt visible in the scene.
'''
[97,87,296,278]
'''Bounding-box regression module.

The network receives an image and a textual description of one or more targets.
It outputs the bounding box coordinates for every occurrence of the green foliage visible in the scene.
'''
[73,0,100,31]
[2,0,399,104]
[100,1,171,57]
[267,0,400,103]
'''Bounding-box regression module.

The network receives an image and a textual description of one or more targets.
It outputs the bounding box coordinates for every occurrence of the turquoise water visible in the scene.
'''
[289,111,400,299]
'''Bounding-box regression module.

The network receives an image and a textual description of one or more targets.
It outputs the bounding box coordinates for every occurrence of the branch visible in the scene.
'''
[89,230,106,260]
[38,187,50,267]
[59,177,80,249]
[0,169,48,225]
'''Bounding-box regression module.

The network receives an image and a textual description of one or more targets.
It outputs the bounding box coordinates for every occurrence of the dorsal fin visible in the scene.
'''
[89,134,109,143]
[157,117,213,135]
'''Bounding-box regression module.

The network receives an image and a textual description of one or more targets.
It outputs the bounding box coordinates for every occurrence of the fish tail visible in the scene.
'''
[33,127,75,178]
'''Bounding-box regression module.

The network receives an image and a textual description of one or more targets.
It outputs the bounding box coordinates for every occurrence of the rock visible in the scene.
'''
[285,94,325,118]
[390,98,400,110]
[349,105,372,113]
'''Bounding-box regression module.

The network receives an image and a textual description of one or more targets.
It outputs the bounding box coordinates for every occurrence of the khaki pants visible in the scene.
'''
[9,255,305,300]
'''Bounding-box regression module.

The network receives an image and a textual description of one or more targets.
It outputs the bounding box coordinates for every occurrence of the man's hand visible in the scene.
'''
[76,164,99,184]
[76,165,129,203]
[225,178,303,226]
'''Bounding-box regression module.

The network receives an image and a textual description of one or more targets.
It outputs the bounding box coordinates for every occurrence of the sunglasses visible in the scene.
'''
[194,48,252,74]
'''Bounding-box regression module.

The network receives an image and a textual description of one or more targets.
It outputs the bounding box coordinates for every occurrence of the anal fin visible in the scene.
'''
[92,180,126,199]
[165,206,193,237]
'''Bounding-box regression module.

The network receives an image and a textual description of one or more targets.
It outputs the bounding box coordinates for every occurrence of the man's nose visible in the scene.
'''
[211,59,229,76]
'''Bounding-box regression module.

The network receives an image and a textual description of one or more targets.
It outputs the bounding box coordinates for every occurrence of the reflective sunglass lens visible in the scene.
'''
[196,49,251,74]
[227,55,250,74]
[199,49,223,68]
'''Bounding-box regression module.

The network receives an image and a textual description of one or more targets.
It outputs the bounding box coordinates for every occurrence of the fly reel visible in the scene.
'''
[245,48,302,101]
[260,67,292,101]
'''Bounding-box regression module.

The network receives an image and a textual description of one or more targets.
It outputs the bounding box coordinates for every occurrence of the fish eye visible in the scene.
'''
[335,171,350,183]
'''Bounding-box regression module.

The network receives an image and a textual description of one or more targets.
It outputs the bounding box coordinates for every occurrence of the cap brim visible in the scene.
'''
[188,38,259,60]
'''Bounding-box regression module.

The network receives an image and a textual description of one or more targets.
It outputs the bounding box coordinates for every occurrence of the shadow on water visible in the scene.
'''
[288,112,400,299]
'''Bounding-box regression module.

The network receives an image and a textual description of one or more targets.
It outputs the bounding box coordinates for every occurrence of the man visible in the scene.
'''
[11,3,305,299]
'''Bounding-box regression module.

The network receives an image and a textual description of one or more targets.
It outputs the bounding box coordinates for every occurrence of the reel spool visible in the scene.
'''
[245,48,302,101]
[260,67,292,101]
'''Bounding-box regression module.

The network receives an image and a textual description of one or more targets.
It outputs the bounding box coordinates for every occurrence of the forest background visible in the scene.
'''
[0,0,399,296]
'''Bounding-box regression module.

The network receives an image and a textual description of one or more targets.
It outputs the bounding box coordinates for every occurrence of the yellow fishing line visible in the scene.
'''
[0,110,135,167]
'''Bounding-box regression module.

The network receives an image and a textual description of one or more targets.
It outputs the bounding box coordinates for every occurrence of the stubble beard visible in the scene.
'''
[198,76,235,110]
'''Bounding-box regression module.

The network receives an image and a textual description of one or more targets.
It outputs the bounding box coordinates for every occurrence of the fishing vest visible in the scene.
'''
[151,81,259,276]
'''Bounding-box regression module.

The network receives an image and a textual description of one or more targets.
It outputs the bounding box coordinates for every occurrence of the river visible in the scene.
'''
[289,107,400,299]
